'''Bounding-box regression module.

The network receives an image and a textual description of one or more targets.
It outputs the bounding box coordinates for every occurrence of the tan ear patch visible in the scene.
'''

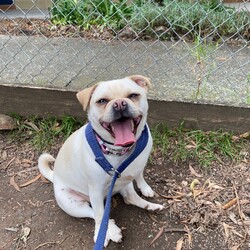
[76,84,98,111]
[129,75,151,91]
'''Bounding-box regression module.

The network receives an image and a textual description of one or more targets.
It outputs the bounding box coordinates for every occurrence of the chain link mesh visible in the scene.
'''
[0,0,249,106]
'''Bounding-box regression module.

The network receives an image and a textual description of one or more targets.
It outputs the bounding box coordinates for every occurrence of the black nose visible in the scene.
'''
[113,100,127,111]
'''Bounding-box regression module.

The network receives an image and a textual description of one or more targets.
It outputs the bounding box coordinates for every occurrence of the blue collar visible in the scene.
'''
[85,122,149,176]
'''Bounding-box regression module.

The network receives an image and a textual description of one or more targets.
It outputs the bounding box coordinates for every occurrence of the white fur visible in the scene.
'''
[38,76,164,247]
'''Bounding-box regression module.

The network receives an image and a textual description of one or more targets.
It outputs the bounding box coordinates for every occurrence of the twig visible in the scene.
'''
[149,227,188,246]
[34,235,69,250]
[233,183,248,247]
[150,227,164,246]
[34,241,57,250]
[165,228,188,234]
[17,166,38,175]
[5,157,16,170]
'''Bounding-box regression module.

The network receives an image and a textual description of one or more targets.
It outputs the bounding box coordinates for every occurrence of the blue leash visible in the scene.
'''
[85,123,149,250]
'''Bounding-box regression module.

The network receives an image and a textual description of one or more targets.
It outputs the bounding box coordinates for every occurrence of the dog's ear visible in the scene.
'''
[76,84,98,111]
[129,75,151,92]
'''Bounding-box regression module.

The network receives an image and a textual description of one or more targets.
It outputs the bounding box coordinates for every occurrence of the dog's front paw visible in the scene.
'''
[146,203,164,211]
[107,219,122,245]
[94,219,122,247]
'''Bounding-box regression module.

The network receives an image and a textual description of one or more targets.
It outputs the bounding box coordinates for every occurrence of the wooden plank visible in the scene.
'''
[0,84,249,133]
[0,4,15,10]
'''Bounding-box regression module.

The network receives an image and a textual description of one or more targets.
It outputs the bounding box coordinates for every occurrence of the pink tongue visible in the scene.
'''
[112,119,136,146]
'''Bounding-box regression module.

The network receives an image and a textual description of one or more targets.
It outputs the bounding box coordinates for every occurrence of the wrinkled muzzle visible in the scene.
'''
[101,99,142,146]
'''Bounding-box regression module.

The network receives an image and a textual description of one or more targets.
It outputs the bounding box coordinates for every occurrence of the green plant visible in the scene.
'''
[130,0,249,41]
[10,115,84,151]
[50,0,133,29]
[151,122,245,167]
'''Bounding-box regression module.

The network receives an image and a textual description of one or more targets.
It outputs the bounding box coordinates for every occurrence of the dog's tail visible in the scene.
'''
[38,153,55,183]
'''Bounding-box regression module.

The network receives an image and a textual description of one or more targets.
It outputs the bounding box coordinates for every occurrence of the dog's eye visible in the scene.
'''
[97,99,109,104]
[128,93,140,99]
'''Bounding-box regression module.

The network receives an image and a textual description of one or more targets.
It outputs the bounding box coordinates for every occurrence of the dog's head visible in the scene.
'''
[77,75,151,146]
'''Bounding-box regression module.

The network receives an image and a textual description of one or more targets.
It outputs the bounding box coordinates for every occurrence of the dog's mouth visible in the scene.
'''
[101,116,142,146]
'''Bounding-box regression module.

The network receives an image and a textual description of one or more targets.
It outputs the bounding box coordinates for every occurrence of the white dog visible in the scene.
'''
[38,75,164,247]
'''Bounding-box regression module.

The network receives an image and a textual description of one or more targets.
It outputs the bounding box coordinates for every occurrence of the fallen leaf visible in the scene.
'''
[24,121,39,131]
[190,179,200,191]
[159,193,185,199]
[222,198,238,210]
[189,165,203,178]
[19,174,41,188]
[20,226,31,243]
[149,227,164,246]
[223,223,232,242]
[231,229,244,238]
[228,212,250,226]
[231,245,240,250]
[10,175,20,192]
[185,144,196,149]
[239,132,250,139]
[184,225,192,246]
[21,159,33,164]
[175,237,184,250]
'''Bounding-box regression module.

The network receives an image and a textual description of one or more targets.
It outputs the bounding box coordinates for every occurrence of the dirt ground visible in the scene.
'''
[0,129,250,250]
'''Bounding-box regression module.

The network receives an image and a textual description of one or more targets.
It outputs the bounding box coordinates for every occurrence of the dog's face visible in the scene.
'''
[77,75,151,146]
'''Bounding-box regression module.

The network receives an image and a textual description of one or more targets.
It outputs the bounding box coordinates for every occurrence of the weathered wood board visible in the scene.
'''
[0,84,249,133]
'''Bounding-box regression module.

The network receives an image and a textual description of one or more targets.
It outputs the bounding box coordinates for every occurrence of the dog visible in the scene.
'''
[38,75,164,247]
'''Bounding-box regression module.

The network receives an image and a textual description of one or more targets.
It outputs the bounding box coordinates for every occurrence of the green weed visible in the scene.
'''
[10,115,84,151]
[49,0,249,41]
[50,0,133,29]
[151,122,246,167]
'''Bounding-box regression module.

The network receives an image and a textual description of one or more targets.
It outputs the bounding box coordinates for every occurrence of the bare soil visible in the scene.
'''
[0,129,250,250]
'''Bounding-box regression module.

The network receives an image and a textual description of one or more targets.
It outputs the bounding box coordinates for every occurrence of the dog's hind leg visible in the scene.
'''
[120,182,164,211]
[54,182,94,219]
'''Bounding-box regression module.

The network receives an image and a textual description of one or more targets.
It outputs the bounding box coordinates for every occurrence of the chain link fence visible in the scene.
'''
[0,0,249,106]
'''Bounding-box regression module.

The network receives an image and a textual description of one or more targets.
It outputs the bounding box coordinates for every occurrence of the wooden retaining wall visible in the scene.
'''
[0,84,249,133]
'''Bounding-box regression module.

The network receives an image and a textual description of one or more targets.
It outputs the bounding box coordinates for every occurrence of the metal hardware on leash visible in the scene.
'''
[108,168,121,177]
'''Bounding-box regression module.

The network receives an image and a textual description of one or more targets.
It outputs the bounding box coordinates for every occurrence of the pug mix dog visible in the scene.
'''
[38,75,164,247]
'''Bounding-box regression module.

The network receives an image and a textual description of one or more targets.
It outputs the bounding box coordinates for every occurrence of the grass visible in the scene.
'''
[9,116,248,168]
[10,114,84,151]
[151,122,247,167]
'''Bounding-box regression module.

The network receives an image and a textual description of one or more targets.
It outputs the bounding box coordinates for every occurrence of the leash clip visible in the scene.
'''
[108,168,121,178]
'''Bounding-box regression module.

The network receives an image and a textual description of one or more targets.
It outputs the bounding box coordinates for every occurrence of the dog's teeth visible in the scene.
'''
[131,120,134,131]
